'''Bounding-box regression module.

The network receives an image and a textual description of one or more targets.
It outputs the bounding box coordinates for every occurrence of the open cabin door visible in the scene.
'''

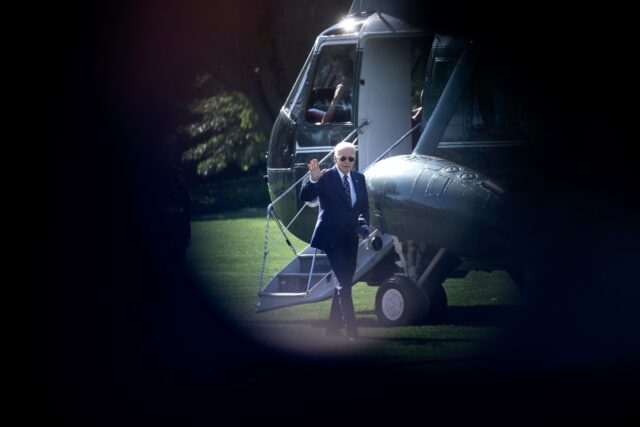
[357,37,414,170]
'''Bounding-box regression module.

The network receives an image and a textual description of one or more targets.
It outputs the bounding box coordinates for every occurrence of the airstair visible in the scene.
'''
[256,121,419,313]
[256,229,394,312]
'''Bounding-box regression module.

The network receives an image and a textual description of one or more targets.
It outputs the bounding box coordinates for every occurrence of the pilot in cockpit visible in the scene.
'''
[321,54,353,123]
[306,53,354,123]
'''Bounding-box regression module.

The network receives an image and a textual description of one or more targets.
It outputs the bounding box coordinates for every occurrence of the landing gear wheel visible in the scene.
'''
[375,275,423,326]
[417,281,447,324]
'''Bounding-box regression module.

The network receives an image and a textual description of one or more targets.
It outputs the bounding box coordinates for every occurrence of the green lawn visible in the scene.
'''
[186,208,522,365]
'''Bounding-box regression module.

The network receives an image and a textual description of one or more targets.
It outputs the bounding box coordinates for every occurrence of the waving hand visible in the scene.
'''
[308,159,326,181]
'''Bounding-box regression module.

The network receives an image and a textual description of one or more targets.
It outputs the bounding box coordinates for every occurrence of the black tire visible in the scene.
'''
[375,275,424,327]
[414,251,457,324]
[416,280,448,324]
[362,250,398,286]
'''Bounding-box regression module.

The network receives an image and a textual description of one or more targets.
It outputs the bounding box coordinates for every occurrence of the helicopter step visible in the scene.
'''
[256,229,395,312]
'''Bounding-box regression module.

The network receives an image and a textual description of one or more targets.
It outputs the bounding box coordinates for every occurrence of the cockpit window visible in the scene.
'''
[304,44,356,124]
[423,48,527,143]
[422,57,456,126]
[441,65,527,142]
[285,50,312,118]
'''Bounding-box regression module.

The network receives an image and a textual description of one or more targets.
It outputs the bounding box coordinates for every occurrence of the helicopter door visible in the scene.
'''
[357,37,413,170]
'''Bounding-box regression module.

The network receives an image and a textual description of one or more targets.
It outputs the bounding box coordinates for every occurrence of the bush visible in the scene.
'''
[190,174,270,214]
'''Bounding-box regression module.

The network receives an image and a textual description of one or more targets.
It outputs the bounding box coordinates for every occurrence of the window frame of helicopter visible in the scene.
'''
[302,41,358,126]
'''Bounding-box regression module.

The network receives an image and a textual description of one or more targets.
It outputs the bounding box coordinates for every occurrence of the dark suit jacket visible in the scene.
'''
[299,165,369,251]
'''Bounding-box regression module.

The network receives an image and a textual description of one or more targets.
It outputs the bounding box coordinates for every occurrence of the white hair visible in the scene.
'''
[334,141,356,156]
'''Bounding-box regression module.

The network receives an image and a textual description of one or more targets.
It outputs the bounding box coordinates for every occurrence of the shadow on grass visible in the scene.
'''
[247,304,518,330]
[245,319,490,345]
[359,305,519,328]
[444,305,520,328]
[358,305,519,327]
[358,310,376,315]
[366,337,489,344]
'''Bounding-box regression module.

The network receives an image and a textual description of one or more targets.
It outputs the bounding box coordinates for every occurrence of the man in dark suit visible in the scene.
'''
[300,141,370,340]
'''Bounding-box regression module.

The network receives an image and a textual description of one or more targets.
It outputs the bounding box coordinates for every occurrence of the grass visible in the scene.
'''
[186,208,522,365]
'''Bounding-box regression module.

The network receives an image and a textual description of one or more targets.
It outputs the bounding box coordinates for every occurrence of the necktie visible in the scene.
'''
[343,174,352,206]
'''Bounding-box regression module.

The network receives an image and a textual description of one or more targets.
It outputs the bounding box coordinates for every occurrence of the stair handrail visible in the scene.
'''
[302,123,421,293]
[362,122,421,173]
[258,121,369,293]
[258,120,422,294]
[290,121,420,232]
[296,123,422,293]
[267,120,369,208]
[305,248,318,294]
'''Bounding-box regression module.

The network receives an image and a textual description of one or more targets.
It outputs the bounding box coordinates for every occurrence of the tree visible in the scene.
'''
[172,0,351,177]
[181,88,266,177]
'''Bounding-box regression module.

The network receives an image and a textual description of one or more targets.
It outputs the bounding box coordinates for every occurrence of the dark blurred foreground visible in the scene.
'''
[36,1,638,424]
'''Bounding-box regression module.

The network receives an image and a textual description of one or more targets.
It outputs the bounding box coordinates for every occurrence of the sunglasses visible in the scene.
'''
[338,156,355,162]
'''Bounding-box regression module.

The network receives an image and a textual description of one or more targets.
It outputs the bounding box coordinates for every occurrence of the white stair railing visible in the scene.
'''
[257,120,422,295]
[258,121,369,293]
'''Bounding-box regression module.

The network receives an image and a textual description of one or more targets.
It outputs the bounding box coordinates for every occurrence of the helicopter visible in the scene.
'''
[257,0,570,325]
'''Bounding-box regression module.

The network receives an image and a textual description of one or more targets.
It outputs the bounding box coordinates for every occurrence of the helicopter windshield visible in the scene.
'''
[305,44,356,124]
[284,50,312,119]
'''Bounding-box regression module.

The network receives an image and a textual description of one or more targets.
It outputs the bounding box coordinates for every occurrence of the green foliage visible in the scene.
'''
[189,174,270,214]
[182,91,267,177]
